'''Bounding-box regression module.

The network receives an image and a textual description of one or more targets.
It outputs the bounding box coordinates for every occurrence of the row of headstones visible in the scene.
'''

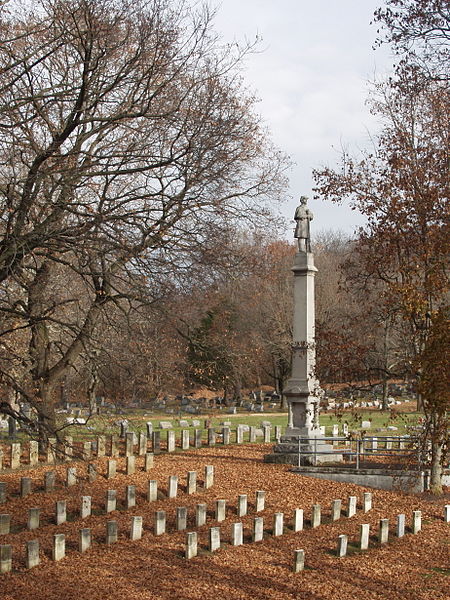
[0,490,267,573]
[0,466,215,534]
[335,510,424,558]
[0,425,281,470]
[184,493,375,560]
[147,420,273,432]
[0,452,157,504]
[1,505,448,574]
[0,480,265,535]
[185,505,450,566]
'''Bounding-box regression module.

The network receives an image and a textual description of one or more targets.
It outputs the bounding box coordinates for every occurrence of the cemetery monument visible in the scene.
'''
[265,197,340,465]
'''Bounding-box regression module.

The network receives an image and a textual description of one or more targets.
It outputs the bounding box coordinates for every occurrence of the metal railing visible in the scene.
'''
[296,435,419,469]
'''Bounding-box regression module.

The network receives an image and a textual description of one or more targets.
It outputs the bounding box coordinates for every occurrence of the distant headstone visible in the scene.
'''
[159,421,172,429]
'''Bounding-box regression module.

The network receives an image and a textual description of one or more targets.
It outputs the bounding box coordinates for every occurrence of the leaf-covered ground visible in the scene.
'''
[0,444,448,600]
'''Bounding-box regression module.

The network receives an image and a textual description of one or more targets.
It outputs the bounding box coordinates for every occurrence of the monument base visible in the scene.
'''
[264,433,343,466]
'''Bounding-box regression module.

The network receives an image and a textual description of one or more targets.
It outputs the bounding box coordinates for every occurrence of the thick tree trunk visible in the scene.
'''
[430,439,443,495]
[36,381,57,452]
[381,321,389,410]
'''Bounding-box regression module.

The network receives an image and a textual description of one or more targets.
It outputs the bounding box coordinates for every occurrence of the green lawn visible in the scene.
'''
[54,402,421,440]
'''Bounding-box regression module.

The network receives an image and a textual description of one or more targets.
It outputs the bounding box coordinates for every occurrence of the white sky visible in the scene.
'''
[208,0,394,236]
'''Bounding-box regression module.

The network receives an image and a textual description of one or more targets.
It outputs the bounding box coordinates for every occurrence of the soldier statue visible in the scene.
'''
[294,196,313,252]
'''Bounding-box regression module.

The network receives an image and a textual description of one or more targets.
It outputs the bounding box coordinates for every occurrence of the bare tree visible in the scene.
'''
[0,0,288,441]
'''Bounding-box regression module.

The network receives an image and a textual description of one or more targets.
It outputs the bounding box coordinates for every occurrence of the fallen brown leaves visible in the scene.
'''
[0,444,448,600]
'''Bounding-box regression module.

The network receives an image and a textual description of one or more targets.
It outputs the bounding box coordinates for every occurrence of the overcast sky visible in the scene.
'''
[207,0,394,237]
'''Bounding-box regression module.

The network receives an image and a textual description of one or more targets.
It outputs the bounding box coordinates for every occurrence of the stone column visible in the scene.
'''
[265,204,342,465]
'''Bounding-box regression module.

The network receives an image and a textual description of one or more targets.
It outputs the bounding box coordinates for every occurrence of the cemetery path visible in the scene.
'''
[0,444,448,600]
